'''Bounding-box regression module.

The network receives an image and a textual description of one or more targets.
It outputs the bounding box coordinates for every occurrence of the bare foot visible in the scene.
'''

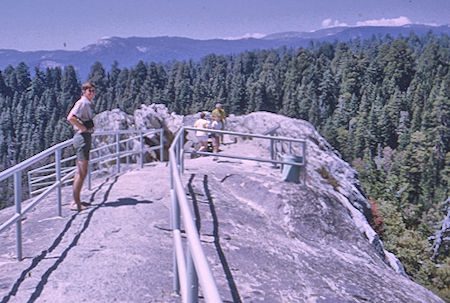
[70,203,88,211]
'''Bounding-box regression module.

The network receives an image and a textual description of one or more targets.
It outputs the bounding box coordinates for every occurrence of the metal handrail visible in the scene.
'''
[0,128,164,261]
[168,126,306,303]
[183,127,306,176]
[169,127,223,303]
[26,129,164,196]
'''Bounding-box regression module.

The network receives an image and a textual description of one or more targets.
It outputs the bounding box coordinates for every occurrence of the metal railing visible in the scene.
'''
[169,127,223,303]
[182,127,306,179]
[0,129,164,261]
[26,129,164,196]
[169,126,306,303]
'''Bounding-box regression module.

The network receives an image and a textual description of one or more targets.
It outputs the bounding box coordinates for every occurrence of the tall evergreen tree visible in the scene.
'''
[60,65,80,116]
[88,61,108,113]
[0,71,9,97]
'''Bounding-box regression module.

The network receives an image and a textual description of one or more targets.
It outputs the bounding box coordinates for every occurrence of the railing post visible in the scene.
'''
[140,132,144,168]
[302,142,306,184]
[87,161,92,190]
[55,148,62,216]
[126,138,130,165]
[14,171,23,261]
[187,243,199,303]
[270,138,274,161]
[270,138,277,168]
[177,134,182,174]
[160,129,164,162]
[170,165,181,294]
[279,140,283,172]
[27,171,33,198]
[180,129,185,173]
[116,133,120,173]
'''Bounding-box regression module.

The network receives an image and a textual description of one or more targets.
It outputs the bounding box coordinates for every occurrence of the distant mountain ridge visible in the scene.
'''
[0,24,448,80]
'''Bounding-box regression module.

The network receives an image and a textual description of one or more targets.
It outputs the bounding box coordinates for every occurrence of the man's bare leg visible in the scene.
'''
[72,159,88,210]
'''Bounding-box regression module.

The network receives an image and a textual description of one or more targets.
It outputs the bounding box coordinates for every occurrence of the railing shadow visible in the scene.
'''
[202,174,242,303]
[0,175,119,303]
[187,174,201,231]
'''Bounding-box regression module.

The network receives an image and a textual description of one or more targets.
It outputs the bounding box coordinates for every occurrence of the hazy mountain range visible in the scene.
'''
[0,24,448,80]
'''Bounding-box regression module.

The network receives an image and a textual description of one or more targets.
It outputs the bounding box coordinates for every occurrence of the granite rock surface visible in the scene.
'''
[0,105,444,302]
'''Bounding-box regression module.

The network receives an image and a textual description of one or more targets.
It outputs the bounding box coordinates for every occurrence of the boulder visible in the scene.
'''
[94,105,410,274]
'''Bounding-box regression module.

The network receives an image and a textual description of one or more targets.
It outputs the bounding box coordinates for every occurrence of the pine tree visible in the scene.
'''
[11,62,31,92]
[60,65,81,116]
[398,131,430,223]
[45,67,62,91]
[281,49,312,117]
[28,67,46,99]
[211,59,228,111]
[247,80,266,113]
[114,68,129,109]
[0,71,9,97]
[105,61,121,110]
[88,62,108,113]
[258,51,282,112]
[228,74,247,115]
[317,68,338,127]
[380,39,416,93]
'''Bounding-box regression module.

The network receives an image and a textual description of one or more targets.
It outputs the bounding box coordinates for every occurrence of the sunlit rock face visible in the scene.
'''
[94,104,183,161]
[89,105,443,302]
[184,156,439,302]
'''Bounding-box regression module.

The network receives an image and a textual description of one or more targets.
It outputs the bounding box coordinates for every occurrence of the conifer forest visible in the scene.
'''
[0,32,448,299]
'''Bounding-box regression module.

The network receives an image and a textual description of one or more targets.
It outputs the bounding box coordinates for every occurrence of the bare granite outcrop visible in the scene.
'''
[0,104,443,302]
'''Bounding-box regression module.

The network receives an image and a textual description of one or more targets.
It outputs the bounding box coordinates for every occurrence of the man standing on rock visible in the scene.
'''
[67,82,96,211]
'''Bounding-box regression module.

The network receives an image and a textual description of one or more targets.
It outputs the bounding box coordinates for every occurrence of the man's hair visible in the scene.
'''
[82,81,95,91]
[200,112,206,118]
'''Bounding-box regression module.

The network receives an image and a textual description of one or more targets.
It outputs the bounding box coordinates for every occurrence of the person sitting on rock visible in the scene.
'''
[193,112,210,152]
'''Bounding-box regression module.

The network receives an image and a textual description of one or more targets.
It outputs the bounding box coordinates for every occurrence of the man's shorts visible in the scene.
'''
[73,132,92,161]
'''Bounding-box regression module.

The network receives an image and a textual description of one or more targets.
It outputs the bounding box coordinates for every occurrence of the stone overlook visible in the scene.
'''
[0,104,444,302]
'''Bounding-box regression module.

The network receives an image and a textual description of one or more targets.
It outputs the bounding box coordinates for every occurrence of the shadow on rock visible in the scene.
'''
[203,175,242,303]
[1,176,118,303]
[187,173,242,303]
[102,198,153,208]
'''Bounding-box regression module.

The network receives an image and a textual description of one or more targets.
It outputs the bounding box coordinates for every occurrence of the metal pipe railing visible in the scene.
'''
[0,140,74,183]
[169,128,223,303]
[27,130,163,196]
[0,128,164,261]
[182,126,306,174]
[168,126,306,302]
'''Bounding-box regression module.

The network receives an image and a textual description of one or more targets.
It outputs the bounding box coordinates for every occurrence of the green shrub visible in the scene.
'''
[316,166,339,190]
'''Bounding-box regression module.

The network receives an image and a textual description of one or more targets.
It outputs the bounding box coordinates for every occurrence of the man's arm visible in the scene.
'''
[67,108,87,133]
[221,109,227,120]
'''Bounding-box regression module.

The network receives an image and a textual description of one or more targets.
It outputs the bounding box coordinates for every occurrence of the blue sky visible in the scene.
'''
[1,0,448,51]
